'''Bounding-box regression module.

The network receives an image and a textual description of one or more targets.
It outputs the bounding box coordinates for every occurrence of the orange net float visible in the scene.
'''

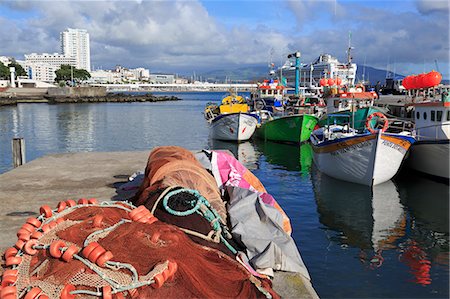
[0,201,279,299]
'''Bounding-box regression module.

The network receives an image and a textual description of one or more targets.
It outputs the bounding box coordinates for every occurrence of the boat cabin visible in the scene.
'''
[256,79,285,100]
[412,100,450,141]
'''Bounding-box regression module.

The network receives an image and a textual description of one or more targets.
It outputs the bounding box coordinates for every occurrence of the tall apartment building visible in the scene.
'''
[60,28,91,72]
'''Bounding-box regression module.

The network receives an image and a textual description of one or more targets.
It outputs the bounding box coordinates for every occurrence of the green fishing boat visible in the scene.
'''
[255,113,319,144]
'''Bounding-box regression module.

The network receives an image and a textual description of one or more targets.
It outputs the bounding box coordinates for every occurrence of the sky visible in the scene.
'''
[0,0,449,78]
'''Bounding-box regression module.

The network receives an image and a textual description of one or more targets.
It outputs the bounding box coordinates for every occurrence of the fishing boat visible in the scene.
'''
[406,84,450,179]
[310,114,415,186]
[204,93,258,142]
[318,83,386,131]
[252,78,321,144]
[256,112,319,144]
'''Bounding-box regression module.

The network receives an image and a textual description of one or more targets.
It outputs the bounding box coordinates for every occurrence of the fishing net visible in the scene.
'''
[1,200,279,298]
[133,146,227,226]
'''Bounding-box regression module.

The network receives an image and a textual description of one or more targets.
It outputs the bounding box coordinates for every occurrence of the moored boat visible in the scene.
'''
[318,84,386,131]
[310,114,415,186]
[205,93,258,142]
[407,92,450,179]
[251,78,321,144]
[256,113,319,144]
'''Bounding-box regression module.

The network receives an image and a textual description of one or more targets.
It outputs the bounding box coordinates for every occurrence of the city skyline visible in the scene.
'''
[0,0,448,79]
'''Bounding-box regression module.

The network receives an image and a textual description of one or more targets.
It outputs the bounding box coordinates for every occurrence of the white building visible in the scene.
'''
[24,53,77,82]
[61,28,91,72]
[130,68,150,81]
[149,74,174,84]
[25,53,76,68]
[89,69,121,83]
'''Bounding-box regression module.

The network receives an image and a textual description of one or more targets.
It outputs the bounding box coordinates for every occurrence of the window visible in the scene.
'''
[423,112,427,120]
[431,110,435,121]
[416,111,420,119]
[437,111,442,122]
[447,110,450,121]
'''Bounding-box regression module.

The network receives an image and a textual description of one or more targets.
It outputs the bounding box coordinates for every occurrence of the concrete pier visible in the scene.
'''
[0,151,319,299]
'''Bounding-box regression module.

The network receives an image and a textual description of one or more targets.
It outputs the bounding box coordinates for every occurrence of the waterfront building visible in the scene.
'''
[89,69,121,84]
[61,28,91,72]
[130,68,150,81]
[24,53,76,82]
[149,74,174,84]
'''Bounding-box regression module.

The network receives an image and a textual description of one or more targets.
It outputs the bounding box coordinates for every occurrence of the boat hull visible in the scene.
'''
[209,113,258,141]
[407,140,450,179]
[256,114,318,144]
[311,132,415,186]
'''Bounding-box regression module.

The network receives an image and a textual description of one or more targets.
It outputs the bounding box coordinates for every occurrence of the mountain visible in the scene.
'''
[355,65,404,85]
[198,65,271,83]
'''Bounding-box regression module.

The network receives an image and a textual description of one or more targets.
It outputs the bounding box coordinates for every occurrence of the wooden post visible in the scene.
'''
[12,138,26,168]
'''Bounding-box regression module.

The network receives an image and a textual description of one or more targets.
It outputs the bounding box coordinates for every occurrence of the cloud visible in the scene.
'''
[286,1,449,77]
[416,0,449,15]
[0,0,448,77]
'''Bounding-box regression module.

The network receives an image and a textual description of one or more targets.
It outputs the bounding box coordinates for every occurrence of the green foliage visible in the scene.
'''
[0,60,27,79]
[8,59,27,77]
[55,64,91,84]
[0,62,8,79]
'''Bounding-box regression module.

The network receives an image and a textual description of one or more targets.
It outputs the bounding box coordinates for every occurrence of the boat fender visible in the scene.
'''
[366,112,389,133]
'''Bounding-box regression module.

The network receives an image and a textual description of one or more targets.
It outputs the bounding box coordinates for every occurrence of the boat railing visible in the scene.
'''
[414,122,450,141]
[385,118,415,134]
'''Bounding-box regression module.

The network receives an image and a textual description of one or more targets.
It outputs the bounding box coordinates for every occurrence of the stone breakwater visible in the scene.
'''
[45,93,181,104]
[0,92,181,106]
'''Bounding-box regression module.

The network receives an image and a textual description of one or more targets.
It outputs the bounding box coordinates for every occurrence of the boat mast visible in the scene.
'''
[346,31,354,86]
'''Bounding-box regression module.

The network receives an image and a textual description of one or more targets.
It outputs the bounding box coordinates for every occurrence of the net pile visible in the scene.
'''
[1,199,279,298]
[132,146,241,256]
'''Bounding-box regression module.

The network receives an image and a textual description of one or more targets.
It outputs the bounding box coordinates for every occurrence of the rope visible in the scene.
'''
[151,186,178,214]
[162,188,237,254]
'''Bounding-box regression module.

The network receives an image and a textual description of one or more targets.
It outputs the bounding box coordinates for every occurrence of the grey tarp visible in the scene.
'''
[227,186,310,280]
[195,150,311,280]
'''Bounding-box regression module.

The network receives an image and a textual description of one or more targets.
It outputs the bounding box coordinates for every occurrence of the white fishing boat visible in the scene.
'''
[204,94,258,142]
[407,92,450,179]
[310,114,415,186]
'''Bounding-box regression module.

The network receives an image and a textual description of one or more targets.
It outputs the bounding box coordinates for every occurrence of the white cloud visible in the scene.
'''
[416,0,449,15]
[0,0,448,77]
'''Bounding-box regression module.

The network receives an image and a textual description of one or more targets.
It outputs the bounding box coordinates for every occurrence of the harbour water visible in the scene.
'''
[0,92,448,298]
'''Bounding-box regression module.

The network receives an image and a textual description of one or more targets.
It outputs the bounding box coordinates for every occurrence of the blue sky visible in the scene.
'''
[0,0,448,79]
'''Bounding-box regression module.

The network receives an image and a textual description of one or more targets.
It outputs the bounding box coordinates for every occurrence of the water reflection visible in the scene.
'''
[208,139,259,170]
[395,172,449,284]
[313,168,449,286]
[253,139,313,174]
[313,171,405,252]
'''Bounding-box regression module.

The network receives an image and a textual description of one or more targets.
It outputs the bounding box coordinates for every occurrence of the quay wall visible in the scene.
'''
[47,86,107,98]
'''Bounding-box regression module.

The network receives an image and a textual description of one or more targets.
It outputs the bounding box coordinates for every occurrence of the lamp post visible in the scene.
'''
[288,51,301,96]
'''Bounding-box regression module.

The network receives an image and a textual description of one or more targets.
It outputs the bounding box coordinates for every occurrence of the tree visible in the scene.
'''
[0,60,27,79]
[0,62,8,79]
[8,59,27,77]
[55,64,91,84]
